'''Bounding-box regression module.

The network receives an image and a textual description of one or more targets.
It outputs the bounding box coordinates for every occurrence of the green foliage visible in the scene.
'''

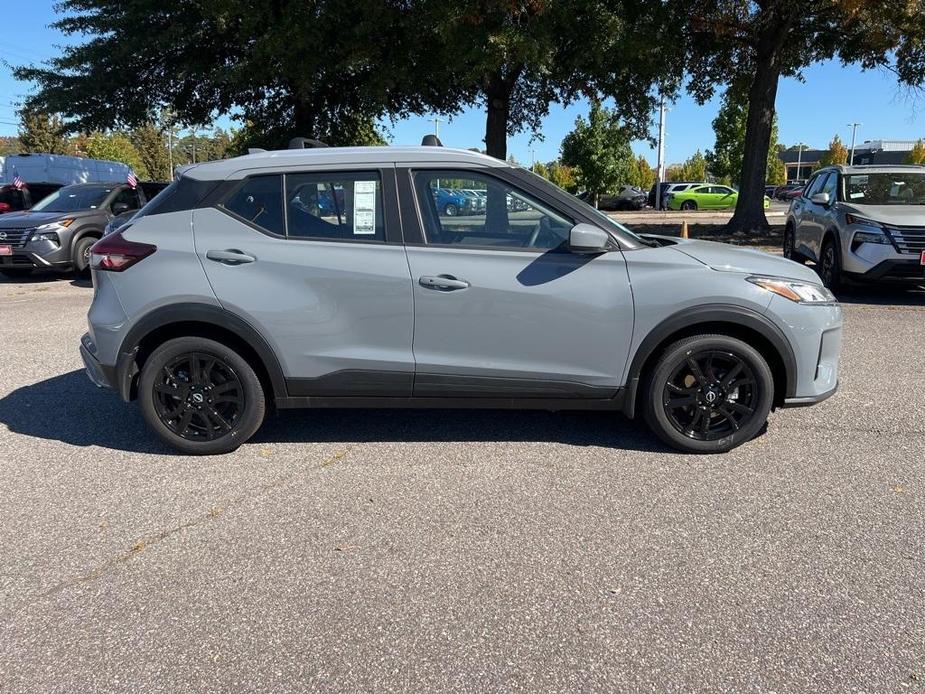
[532,161,550,179]
[819,135,848,167]
[560,102,633,205]
[546,161,577,192]
[83,131,144,172]
[906,139,925,165]
[129,123,169,181]
[707,87,783,185]
[668,150,707,183]
[627,155,656,190]
[0,137,21,156]
[18,110,69,154]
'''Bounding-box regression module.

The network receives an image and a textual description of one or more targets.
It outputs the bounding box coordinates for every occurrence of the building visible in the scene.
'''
[776,139,919,182]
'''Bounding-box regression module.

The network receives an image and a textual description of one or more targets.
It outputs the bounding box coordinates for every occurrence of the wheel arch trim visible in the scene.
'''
[115,302,287,402]
[622,303,797,419]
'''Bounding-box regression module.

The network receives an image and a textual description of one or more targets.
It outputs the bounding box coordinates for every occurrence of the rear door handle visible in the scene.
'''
[418,275,470,291]
[206,249,256,265]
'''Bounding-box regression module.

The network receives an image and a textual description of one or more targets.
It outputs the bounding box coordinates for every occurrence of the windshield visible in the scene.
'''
[843,173,925,205]
[31,185,113,212]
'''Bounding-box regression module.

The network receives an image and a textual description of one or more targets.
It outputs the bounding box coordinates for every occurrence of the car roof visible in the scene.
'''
[184,146,507,181]
[821,164,925,175]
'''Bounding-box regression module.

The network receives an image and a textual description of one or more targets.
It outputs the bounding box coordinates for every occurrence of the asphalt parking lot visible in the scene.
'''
[1,272,923,692]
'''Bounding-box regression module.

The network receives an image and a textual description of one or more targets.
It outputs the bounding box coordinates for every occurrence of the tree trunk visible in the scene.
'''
[484,72,511,160]
[293,99,317,140]
[727,12,792,234]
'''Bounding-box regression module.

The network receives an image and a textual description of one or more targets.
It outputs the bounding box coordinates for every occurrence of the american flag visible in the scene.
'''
[12,171,25,189]
[127,172,138,188]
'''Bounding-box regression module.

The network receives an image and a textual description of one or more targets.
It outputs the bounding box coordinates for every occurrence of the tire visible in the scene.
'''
[73,236,97,277]
[443,203,458,217]
[138,336,266,455]
[783,224,804,263]
[643,334,774,454]
[680,200,697,211]
[818,236,843,291]
[0,268,33,279]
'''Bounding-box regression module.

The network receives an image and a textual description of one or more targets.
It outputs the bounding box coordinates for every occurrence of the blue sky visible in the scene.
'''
[3,1,924,166]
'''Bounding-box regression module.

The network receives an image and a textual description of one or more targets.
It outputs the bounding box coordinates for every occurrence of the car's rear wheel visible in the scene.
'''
[443,203,458,216]
[783,224,804,263]
[0,268,33,279]
[73,236,97,277]
[138,337,266,455]
[643,335,774,453]
[680,200,697,211]
[818,237,842,290]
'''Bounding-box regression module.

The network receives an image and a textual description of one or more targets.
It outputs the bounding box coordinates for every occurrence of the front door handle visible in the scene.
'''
[206,249,256,265]
[419,274,470,291]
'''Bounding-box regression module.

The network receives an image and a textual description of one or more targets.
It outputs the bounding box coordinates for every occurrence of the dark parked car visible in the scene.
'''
[0,182,64,214]
[0,182,151,278]
[775,183,805,200]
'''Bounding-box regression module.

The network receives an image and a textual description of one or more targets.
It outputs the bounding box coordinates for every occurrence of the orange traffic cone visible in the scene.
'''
[680,220,689,239]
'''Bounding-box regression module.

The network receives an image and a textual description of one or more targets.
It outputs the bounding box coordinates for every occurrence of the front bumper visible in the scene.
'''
[847,258,925,284]
[782,382,838,408]
[80,333,117,390]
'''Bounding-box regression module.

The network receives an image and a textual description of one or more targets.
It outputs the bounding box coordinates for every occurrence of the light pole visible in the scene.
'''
[531,148,537,172]
[655,96,667,208]
[795,144,807,182]
[430,116,443,139]
[847,123,861,165]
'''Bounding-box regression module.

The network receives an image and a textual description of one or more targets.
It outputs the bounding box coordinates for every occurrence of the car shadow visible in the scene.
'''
[0,271,86,286]
[0,370,675,455]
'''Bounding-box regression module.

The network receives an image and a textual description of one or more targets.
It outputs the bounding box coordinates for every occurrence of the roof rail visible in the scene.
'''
[288,137,330,149]
[422,134,443,147]
[248,148,267,154]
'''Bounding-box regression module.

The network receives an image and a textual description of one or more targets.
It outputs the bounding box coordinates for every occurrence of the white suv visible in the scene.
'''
[785,165,925,288]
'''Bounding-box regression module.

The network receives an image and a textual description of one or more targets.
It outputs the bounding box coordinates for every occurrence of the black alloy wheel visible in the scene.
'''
[818,238,842,290]
[644,334,774,453]
[153,352,245,442]
[662,349,759,442]
[139,337,266,454]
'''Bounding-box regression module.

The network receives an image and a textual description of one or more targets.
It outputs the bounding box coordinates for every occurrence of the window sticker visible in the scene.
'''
[354,180,377,235]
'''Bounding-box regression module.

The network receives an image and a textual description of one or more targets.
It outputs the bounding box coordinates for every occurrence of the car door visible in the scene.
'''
[795,173,829,261]
[399,167,634,399]
[193,168,415,397]
[713,186,737,209]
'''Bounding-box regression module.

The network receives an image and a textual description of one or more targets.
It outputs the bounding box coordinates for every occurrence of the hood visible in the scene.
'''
[666,238,821,283]
[838,202,925,226]
[0,208,103,228]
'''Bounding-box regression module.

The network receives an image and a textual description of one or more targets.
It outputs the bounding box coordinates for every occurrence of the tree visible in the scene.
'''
[0,137,20,156]
[906,139,925,165]
[707,85,782,185]
[766,152,786,186]
[130,123,170,181]
[627,155,656,190]
[14,1,457,148]
[560,101,633,207]
[532,161,550,179]
[18,110,69,154]
[819,134,848,167]
[84,131,144,172]
[685,1,925,233]
[546,161,577,192]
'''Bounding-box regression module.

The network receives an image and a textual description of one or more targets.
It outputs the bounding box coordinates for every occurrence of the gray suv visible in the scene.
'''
[81,144,842,455]
[0,182,148,278]
[785,164,925,288]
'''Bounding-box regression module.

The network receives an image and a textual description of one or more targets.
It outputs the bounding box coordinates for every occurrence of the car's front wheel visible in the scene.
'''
[680,200,697,211]
[138,337,266,455]
[818,237,843,290]
[643,334,774,453]
[443,203,458,216]
[73,236,97,277]
[783,224,804,263]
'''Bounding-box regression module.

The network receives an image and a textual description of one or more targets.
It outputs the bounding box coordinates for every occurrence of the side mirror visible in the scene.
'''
[569,223,611,254]
[112,202,130,215]
[810,192,831,205]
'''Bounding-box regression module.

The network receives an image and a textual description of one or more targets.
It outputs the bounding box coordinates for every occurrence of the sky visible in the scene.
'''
[3,1,925,167]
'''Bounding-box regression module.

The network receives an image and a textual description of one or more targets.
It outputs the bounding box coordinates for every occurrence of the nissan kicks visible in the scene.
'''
[81,141,842,455]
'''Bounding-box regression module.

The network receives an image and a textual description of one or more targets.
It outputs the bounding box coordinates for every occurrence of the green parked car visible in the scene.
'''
[667,184,771,211]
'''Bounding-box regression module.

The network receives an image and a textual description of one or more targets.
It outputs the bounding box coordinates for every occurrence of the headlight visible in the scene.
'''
[747,276,837,304]
[32,219,73,243]
[845,213,882,229]
[31,231,60,244]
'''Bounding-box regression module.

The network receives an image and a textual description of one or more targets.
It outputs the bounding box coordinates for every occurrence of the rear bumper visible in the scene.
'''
[80,334,117,390]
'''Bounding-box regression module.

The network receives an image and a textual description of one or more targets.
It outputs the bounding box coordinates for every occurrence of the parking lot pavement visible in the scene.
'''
[1,274,923,692]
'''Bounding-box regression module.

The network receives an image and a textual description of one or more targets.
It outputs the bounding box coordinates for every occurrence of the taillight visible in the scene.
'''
[90,230,156,272]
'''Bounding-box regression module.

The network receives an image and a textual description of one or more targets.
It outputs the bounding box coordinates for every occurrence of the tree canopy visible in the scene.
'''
[560,101,634,205]
[906,139,925,165]
[819,134,849,167]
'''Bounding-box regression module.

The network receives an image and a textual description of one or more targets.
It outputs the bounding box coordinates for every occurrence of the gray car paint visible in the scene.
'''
[84,145,841,414]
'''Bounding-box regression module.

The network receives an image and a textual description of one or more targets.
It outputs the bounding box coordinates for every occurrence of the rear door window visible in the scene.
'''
[222,175,285,236]
[285,172,384,242]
